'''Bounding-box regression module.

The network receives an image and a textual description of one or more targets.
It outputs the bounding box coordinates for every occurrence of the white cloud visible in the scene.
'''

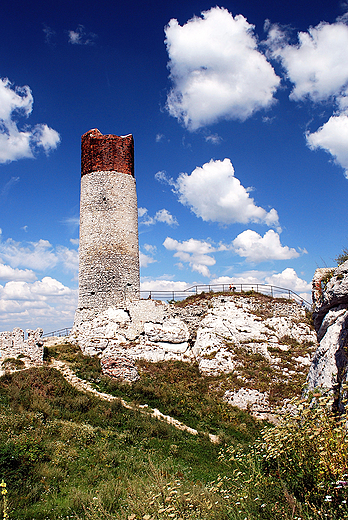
[204,134,222,144]
[163,237,218,277]
[265,18,348,178]
[0,238,58,270]
[56,246,79,273]
[0,236,79,274]
[267,20,348,103]
[32,124,61,153]
[155,170,175,185]
[139,251,156,268]
[68,25,97,45]
[0,78,60,164]
[265,268,311,297]
[0,276,78,332]
[139,207,178,227]
[165,6,280,130]
[232,229,300,262]
[154,209,178,226]
[141,278,191,292]
[306,114,348,178]
[175,158,280,228]
[155,133,165,142]
[0,263,36,282]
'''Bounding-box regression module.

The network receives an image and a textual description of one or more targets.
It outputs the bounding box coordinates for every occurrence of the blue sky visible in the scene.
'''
[1,0,348,332]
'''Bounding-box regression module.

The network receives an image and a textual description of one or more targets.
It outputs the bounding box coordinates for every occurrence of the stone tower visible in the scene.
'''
[74,129,140,325]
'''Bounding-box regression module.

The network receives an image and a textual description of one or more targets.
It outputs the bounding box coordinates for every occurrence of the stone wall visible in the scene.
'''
[74,129,140,327]
[0,328,44,372]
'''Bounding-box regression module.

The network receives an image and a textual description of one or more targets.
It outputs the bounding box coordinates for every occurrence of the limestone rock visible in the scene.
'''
[70,293,316,415]
[307,261,348,407]
[100,356,139,382]
[224,388,271,420]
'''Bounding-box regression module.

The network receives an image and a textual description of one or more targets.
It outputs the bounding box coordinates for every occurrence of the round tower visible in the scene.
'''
[75,129,140,323]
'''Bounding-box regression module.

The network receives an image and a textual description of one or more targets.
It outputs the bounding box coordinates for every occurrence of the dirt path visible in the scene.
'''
[49,359,219,443]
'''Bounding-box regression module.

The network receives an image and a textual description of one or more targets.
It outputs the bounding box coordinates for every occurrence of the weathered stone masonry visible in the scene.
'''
[74,129,140,327]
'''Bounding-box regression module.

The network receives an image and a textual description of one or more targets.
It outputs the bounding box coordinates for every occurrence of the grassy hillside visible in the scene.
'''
[0,342,347,519]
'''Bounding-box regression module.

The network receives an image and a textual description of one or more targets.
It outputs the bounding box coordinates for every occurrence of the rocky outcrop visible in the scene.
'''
[70,293,316,417]
[0,327,44,373]
[307,260,348,406]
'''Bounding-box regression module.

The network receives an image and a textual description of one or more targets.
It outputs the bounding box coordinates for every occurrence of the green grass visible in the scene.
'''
[1,342,346,520]
[0,358,261,519]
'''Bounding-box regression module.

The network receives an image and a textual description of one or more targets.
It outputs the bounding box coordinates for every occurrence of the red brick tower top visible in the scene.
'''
[81,129,134,177]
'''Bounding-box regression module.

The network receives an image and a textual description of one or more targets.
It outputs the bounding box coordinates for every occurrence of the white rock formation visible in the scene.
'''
[70,293,316,420]
[307,260,348,406]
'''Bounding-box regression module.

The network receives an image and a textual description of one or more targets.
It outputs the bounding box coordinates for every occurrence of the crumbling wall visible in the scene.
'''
[0,327,44,371]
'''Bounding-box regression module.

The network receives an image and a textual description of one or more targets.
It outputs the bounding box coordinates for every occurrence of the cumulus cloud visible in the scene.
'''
[165,6,280,130]
[68,25,97,45]
[139,251,156,268]
[0,236,78,274]
[0,263,36,282]
[265,17,348,177]
[139,207,178,227]
[306,114,348,178]
[266,20,348,103]
[163,237,220,277]
[0,78,60,164]
[232,229,300,262]
[175,158,280,228]
[265,268,311,296]
[0,276,78,331]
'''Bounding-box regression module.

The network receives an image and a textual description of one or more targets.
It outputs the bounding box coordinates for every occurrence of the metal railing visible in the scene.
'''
[42,327,72,338]
[42,283,311,337]
[140,283,311,307]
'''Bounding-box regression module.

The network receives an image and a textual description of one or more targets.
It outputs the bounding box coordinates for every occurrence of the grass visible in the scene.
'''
[0,345,265,519]
[0,342,347,519]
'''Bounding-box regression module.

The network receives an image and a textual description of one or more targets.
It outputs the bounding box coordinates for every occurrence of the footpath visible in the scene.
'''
[49,358,219,444]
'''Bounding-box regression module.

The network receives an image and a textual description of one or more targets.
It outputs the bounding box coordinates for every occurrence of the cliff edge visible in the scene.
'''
[307,260,348,406]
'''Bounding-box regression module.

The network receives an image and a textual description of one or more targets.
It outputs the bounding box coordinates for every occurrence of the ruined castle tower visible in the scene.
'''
[74,129,140,324]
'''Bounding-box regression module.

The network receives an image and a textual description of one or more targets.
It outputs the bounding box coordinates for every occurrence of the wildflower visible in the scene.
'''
[324,496,332,502]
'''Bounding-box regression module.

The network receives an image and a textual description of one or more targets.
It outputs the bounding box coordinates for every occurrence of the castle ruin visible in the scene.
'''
[74,129,140,327]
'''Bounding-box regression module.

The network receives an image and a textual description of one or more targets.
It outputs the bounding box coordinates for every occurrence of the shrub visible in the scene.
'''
[255,394,348,511]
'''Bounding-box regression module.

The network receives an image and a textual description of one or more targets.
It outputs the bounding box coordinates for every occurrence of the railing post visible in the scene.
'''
[172,291,175,301]
[271,286,273,297]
